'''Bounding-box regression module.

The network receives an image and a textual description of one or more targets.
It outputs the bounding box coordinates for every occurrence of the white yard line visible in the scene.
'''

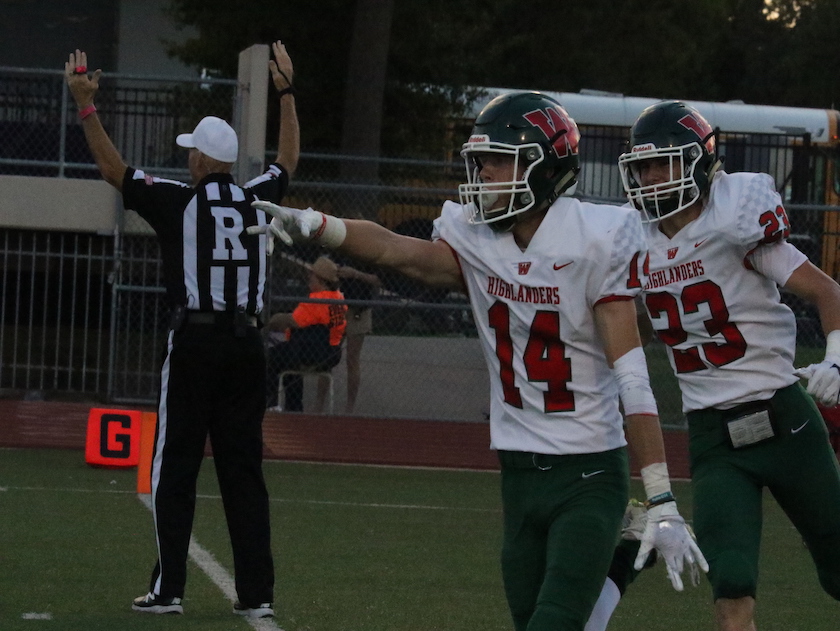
[6,485,501,512]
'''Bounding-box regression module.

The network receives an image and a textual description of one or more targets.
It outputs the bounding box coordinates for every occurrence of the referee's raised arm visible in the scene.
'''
[269,40,299,177]
[64,49,127,191]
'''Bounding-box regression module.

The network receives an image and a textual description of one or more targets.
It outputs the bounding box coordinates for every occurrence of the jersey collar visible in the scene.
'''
[196,171,235,188]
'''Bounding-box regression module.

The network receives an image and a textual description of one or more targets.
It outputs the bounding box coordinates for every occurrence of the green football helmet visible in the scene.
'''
[459,91,580,231]
[619,100,721,222]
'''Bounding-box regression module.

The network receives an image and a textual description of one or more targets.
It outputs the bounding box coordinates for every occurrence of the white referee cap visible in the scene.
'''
[176,116,238,163]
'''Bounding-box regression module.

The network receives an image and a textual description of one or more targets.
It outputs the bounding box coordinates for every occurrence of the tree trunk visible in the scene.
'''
[340,0,394,219]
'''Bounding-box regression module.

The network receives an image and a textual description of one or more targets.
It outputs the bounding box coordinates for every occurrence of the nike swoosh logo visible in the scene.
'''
[694,239,708,248]
[791,420,810,434]
[553,262,573,270]
[581,470,605,479]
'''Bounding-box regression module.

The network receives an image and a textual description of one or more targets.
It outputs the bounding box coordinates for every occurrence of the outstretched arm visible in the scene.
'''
[64,50,127,190]
[249,202,464,289]
[269,40,299,176]
[340,218,463,289]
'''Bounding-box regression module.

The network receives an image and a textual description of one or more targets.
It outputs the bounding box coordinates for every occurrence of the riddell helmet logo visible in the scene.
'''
[522,108,580,158]
[467,134,490,144]
[632,143,656,153]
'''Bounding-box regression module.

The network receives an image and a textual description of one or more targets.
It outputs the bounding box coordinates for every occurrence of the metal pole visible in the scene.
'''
[59,78,69,177]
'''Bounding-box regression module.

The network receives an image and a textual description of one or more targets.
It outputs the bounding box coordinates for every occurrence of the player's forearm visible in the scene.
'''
[624,413,667,470]
[340,219,419,273]
[625,413,680,505]
[340,219,461,289]
[811,280,840,336]
[784,260,840,334]
[276,92,299,176]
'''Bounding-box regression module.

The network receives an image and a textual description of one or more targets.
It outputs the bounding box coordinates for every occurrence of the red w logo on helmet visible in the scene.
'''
[678,114,715,153]
[523,108,580,158]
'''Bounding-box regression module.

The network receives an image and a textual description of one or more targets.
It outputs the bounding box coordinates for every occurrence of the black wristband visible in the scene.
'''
[277,85,296,98]
[645,491,676,508]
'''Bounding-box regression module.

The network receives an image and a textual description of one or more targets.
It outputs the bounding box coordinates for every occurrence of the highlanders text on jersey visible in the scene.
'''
[433,198,647,455]
[641,171,806,413]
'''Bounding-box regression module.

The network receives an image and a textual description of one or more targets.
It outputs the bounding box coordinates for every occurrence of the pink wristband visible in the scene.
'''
[79,104,97,120]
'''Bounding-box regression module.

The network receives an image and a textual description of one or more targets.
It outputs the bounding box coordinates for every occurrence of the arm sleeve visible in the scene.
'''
[747,240,808,286]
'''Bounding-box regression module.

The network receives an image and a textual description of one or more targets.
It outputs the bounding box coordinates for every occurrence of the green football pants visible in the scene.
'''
[688,382,840,601]
[498,447,629,631]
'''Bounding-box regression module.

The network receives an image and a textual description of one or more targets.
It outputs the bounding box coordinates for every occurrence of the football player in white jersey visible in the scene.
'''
[608,100,840,631]
[249,91,705,631]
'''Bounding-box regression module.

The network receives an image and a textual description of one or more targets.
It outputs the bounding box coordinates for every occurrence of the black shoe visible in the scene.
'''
[233,601,274,618]
[132,592,183,614]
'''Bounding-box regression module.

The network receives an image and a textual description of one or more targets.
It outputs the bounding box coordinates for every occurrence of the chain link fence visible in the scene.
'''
[0,65,834,425]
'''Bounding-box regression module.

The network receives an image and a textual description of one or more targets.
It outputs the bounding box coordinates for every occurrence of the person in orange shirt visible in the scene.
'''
[265,256,347,412]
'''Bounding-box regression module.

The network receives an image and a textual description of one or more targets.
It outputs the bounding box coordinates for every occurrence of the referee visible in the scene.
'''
[65,41,299,619]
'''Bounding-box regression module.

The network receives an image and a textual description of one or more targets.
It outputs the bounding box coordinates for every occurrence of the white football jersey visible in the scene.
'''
[641,171,805,413]
[433,198,647,455]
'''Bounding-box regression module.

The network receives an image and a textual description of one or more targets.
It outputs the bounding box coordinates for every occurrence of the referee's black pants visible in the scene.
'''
[146,322,273,605]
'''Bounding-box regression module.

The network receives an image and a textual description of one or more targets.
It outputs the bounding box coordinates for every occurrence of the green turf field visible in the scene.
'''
[1,448,837,630]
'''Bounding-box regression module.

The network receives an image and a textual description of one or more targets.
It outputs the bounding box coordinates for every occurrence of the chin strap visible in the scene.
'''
[708,157,724,180]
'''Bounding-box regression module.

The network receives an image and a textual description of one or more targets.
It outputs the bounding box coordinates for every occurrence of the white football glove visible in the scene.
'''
[247,201,324,255]
[795,359,840,407]
[633,501,708,591]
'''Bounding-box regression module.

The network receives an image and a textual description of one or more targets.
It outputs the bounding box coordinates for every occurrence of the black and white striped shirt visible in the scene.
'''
[122,164,288,315]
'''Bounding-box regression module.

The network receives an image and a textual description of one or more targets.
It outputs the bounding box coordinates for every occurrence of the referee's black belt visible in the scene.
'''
[184,310,258,328]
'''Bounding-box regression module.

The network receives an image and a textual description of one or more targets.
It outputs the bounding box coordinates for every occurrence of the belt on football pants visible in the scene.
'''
[497,447,626,471]
[184,311,258,328]
[497,450,571,470]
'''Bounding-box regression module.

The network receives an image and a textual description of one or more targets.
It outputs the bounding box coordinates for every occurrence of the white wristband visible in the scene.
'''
[641,462,672,500]
[825,330,840,363]
[312,212,347,249]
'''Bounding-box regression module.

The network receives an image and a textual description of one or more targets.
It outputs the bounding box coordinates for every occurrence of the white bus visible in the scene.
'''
[472,88,840,277]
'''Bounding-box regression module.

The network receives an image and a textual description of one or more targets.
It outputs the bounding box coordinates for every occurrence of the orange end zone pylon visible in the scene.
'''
[136,411,157,494]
